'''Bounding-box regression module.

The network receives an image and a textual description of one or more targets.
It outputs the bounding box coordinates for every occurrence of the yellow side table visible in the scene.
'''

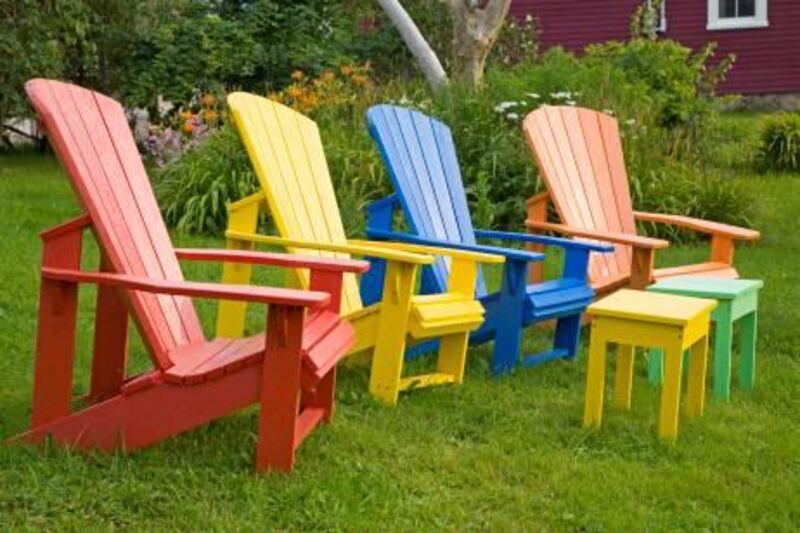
[583,289,717,440]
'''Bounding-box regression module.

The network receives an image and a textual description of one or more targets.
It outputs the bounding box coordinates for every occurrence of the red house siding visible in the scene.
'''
[510,0,800,94]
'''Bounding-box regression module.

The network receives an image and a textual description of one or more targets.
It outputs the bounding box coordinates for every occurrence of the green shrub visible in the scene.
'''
[154,124,258,235]
[758,113,800,172]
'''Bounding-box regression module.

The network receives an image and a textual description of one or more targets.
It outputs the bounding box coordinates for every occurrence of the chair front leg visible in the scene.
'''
[369,260,417,405]
[437,257,480,383]
[217,195,261,338]
[710,234,735,265]
[629,246,656,289]
[257,304,305,472]
[32,226,83,428]
[491,258,529,375]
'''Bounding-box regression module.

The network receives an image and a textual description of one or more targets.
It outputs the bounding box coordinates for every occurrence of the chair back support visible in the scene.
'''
[366,104,487,296]
[227,93,362,314]
[26,79,204,369]
[523,105,636,283]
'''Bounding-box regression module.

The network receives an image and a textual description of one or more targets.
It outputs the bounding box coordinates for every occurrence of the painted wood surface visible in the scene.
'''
[20,79,365,472]
[523,105,760,292]
[584,289,715,440]
[366,105,610,374]
[224,93,500,405]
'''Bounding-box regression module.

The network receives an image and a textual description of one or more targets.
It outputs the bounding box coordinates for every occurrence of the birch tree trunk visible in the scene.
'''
[377,0,449,92]
[449,0,511,87]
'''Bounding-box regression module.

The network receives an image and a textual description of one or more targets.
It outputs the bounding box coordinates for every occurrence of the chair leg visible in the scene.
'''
[583,327,607,428]
[31,278,79,428]
[303,367,336,423]
[89,262,129,401]
[437,332,470,384]
[554,313,582,359]
[712,307,734,401]
[658,342,684,440]
[686,335,709,418]
[369,262,415,405]
[256,305,305,473]
[613,344,635,410]
[491,259,527,375]
[738,310,758,391]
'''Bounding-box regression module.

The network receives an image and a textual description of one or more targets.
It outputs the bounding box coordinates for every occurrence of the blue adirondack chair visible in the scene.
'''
[363,104,613,374]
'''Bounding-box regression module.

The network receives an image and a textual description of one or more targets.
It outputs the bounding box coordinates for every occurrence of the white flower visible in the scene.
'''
[625,118,637,126]
[566,100,577,106]
[494,101,519,113]
[527,92,541,99]
[506,113,520,121]
[526,14,533,22]
[602,108,615,115]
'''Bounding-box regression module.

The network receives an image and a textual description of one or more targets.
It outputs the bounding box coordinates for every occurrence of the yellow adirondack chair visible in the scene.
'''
[217,92,504,405]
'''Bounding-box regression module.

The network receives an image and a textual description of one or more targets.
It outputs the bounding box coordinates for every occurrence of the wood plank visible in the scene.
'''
[95,92,204,346]
[71,87,193,350]
[597,113,636,234]
[536,107,602,281]
[578,108,632,276]
[368,107,450,291]
[559,107,619,281]
[32,81,173,365]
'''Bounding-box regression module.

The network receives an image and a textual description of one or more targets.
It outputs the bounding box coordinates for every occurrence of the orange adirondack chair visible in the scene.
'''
[523,105,760,293]
[13,79,369,472]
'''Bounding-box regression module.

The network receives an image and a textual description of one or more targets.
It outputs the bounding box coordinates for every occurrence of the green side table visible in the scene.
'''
[646,277,763,401]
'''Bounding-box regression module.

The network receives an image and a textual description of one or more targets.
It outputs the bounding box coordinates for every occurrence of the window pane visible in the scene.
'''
[739,0,756,17]
[719,0,737,18]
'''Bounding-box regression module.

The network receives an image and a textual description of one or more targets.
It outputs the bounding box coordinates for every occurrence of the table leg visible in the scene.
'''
[583,328,607,428]
[739,310,758,391]
[614,344,635,409]
[659,342,684,440]
[687,335,709,418]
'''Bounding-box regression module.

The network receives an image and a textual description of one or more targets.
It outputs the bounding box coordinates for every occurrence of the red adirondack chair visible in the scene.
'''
[523,105,760,293]
[13,79,369,472]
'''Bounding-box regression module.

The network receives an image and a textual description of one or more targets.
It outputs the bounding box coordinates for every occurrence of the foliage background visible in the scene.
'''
[1,0,759,238]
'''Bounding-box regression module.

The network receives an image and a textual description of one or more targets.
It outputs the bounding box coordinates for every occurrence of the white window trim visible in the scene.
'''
[646,0,667,32]
[708,0,769,31]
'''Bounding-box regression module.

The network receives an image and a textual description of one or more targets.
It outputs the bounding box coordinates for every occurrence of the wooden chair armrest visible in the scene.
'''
[225,230,433,265]
[41,267,329,308]
[474,228,614,253]
[348,239,505,265]
[367,229,543,263]
[525,220,670,250]
[175,248,369,274]
[633,211,760,241]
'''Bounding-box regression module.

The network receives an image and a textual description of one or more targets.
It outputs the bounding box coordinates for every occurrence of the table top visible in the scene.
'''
[648,277,763,300]
[588,289,717,326]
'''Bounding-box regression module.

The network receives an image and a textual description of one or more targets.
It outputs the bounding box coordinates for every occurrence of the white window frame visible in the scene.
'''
[708,0,768,31]
[646,0,667,32]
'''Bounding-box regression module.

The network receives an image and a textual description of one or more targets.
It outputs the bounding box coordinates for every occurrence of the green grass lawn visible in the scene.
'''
[1,114,799,529]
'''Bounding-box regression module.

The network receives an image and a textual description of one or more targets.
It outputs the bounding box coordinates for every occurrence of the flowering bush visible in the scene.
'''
[142,92,223,166]
[267,63,374,114]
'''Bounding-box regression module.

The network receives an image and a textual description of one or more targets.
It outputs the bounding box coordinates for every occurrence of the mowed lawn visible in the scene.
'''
[1,115,799,529]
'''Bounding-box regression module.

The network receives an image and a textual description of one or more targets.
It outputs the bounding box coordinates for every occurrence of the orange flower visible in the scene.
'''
[267,92,282,102]
[291,69,305,81]
[339,64,354,76]
[180,110,193,120]
[285,86,304,99]
[203,110,218,122]
[320,69,336,82]
[182,122,195,134]
[201,93,216,107]
[351,74,369,86]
